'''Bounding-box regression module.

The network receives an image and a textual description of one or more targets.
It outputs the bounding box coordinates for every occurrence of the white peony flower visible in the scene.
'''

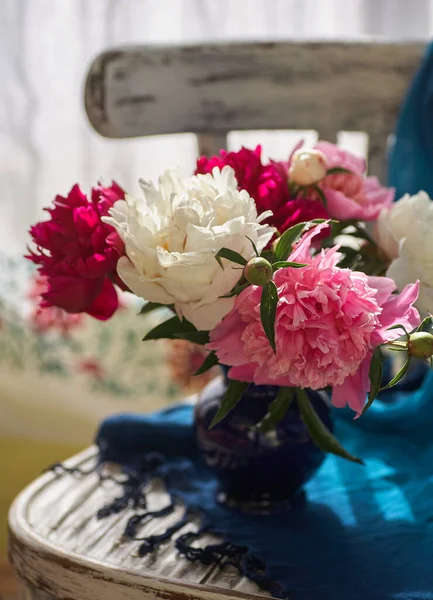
[375,191,433,313]
[103,166,275,330]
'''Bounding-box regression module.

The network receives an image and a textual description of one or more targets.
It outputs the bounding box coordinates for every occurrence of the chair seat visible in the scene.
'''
[8,447,268,600]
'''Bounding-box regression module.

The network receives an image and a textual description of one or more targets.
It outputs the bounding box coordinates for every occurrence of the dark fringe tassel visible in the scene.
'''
[47,459,288,599]
[176,531,288,599]
[124,503,175,539]
[137,508,190,556]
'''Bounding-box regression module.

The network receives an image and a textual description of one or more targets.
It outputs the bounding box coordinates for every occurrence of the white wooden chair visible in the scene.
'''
[85,41,424,179]
[9,40,425,600]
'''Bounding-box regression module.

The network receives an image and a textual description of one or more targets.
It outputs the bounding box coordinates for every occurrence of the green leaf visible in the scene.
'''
[417,315,433,333]
[256,387,295,432]
[215,248,248,269]
[260,281,278,353]
[173,331,210,345]
[138,301,169,315]
[274,219,327,261]
[261,249,275,263]
[143,315,197,341]
[326,167,353,175]
[210,379,249,428]
[246,235,259,257]
[363,347,383,415]
[386,323,409,341]
[352,224,377,247]
[296,388,364,464]
[312,185,328,208]
[379,357,411,391]
[272,260,307,271]
[194,351,219,375]
[336,246,361,268]
[219,281,250,298]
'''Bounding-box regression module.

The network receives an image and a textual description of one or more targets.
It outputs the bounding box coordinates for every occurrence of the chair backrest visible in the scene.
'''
[84,41,425,181]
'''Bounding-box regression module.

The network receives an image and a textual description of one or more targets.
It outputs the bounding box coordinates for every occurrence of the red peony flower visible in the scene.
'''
[196,146,290,215]
[196,146,329,233]
[27,182,126,320]
[28,274,83,335]
[272,198,329,235]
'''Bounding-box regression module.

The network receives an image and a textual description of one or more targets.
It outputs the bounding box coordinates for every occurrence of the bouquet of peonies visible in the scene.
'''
[27,141,433,464]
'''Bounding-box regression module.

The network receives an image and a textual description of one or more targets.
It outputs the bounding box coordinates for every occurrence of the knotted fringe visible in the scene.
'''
[48,459,288,599]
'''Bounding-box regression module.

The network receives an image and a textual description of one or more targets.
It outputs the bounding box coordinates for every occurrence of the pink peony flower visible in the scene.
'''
[208,223,420,415]
[196,146,328,233]
[27,182,126,320]
[311,141,394,221]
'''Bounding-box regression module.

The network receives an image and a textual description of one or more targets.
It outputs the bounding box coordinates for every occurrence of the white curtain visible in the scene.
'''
[1,0,432,255]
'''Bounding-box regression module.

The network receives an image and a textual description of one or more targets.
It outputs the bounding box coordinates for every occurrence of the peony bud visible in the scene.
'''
[289,149,328,187]
[244,257,273,286]
[408,331,433,359]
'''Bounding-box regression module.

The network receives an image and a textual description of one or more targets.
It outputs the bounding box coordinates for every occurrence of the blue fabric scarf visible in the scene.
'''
[66,42,433,600]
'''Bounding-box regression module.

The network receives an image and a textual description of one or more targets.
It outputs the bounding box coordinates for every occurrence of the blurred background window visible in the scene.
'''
[2,0,433,256]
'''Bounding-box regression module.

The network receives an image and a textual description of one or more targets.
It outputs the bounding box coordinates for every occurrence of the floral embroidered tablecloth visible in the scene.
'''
[0,254,215,554]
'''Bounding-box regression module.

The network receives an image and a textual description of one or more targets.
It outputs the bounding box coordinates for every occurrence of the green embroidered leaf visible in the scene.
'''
[274,219,327,261]
[326,167,353,175]
[380,357,411,391]
[260,281,278,353]
[272,260,307,271]
[210,379,249,428]
[143,315,196,341]
[194,351,219,375]
[215,248,248,269]
[256,387,295,432]
[363,347,383,415]
[296,388,364,464]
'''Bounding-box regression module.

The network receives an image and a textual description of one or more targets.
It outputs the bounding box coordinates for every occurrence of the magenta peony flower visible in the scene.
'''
[311,141,394,221]
[272,197,329,235]
[196,146,328,233]
[196,145,289,215]
[208,223,420,415]
[27,182,126,320]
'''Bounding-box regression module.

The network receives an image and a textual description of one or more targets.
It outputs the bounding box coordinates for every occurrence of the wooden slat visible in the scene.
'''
[84,41,424,144]
[8,448,269,600]
[0,558,18,597]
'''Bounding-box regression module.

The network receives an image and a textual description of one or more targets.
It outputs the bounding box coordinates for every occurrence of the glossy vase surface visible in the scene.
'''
[194,370,333,513]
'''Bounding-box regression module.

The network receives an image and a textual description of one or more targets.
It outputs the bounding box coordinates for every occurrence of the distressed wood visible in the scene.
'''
[8,447,269,600]
[18,581,56,600]
[197,133,228,156]
[0,559,18,598]
[84,41,425,177]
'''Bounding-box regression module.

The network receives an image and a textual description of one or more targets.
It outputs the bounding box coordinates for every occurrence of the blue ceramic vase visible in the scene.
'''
[194,369,333,513]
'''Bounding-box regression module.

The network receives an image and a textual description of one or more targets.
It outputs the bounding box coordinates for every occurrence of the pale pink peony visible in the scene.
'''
[208,223,420,415]
[310,141,394,221]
